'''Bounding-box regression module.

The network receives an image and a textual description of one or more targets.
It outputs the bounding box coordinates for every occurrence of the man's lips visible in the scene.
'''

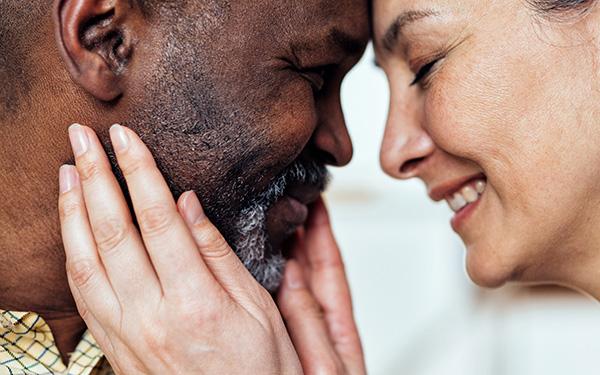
[285,183,322,206]
[265,183,322,249]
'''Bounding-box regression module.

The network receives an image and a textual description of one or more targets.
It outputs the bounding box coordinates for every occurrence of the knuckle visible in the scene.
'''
[77,157,104,183]
[192,222,230,257]
[312,256,345,273]
[138,203,175,236]
[77,302,92,322]
[58,196,81,221]
[310,360,343,375]
[119,152,154,178]
[331,323,358,345]
[202,240,231,260]
[284,293,324,320]
[256,287,276,307]
[174,296,226,328]
[183,298,220,321]
[141,326,167,353]
[67,258,97,290]
[93,217,130,255]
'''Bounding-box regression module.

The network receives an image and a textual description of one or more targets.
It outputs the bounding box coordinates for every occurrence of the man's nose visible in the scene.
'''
[380,93,435,179]
[311,94,353,167]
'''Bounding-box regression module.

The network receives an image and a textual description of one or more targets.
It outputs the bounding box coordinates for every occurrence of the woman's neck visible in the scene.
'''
[555,203,600,301]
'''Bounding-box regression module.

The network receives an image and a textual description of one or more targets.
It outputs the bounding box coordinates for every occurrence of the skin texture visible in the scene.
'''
[0,0,368,359]
[58,124,365,374]
[374,0,600,298]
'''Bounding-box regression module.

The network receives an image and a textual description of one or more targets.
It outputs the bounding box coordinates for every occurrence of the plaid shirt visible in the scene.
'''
[0,310,112,375]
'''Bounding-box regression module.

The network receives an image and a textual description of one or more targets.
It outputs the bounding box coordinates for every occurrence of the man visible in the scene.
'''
[0,0,368,373]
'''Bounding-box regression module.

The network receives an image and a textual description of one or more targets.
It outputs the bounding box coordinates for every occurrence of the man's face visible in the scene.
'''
[122,0,369,290]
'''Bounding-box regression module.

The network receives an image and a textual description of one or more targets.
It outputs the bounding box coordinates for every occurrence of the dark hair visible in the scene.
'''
[0,1,50,120]
[0,0,179,120]
[528,0,595,16]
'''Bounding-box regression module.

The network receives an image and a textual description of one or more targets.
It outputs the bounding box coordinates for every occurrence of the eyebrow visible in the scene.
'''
[381,9,440,53]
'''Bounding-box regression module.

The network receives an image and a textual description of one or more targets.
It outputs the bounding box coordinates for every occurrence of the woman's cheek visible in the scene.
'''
[424,46,536,174]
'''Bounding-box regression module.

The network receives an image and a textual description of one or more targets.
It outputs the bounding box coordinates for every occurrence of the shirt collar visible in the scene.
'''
[0,310,106,375]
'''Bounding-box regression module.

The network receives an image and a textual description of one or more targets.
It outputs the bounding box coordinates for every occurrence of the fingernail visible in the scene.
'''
[110,124,130,152]
[182,191,205,225]
[285,261,305,290]
[59,165,79,194]
[68,124,89,157]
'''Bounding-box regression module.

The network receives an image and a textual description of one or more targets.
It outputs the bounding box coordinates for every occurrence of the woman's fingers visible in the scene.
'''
[58,165,120,325]
[67,273,144,375]
[178,191,263,297]
[278,260,345,375]
[108,125,222,298]
[59,163,137,375]
[301,198,366,373]
[68,124,161,305]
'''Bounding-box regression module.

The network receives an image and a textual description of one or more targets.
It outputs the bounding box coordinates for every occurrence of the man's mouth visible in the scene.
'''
[226,158,328,291]
[266,182,323,246]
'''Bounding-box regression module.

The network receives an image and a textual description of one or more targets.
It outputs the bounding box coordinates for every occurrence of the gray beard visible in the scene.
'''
[231,159,329,292]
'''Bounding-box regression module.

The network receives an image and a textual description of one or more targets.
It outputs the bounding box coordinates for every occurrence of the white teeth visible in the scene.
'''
[462,186,478,203]
[475,180,486,194]
[445,179,486,213]
[449,193,467,212]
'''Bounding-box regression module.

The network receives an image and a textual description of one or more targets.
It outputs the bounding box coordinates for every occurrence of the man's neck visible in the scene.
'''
[0,170,87,365]
[45,314,88,365]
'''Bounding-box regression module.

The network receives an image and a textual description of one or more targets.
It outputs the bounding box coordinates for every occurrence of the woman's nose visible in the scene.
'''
[380,99,435,179]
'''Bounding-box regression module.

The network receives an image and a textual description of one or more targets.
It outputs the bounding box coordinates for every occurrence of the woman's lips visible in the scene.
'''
[447,178,487,232]
[446,179,486,212]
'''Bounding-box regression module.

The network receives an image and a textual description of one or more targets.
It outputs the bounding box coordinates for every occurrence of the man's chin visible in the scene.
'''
[241,255,286,293]
[226,158,328,292]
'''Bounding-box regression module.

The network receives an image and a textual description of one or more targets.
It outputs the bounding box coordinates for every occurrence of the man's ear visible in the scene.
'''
[54,0,138,102]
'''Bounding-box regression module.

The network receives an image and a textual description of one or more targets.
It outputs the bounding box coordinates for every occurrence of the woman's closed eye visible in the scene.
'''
[410,58,441,87]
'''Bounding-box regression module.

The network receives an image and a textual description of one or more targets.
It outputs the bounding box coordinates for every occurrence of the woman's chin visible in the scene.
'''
[464,243,514,289]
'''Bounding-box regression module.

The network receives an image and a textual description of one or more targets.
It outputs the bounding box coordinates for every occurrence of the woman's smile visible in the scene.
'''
[428,173,487,233]
[374,0,600,290]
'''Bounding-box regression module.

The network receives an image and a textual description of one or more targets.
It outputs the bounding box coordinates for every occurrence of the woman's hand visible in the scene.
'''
[58,123,302,374]
[277,199,366,375]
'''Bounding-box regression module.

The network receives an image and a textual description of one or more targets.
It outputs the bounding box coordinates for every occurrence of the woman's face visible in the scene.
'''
[374,0,600,287]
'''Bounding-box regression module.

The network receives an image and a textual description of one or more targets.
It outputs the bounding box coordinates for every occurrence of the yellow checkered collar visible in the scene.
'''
[0,310,108,375]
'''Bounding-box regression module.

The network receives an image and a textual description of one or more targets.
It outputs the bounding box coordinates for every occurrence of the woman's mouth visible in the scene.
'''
[445,177,487,232]
[446,179,486,213]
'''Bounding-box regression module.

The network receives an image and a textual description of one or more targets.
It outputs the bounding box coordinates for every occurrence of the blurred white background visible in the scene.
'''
[327,45,600,375]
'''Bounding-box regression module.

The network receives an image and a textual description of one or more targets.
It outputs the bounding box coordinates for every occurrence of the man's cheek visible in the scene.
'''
[268,92,318,160]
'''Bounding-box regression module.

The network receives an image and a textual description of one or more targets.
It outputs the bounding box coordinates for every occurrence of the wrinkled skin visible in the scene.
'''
[0,0,368,357]
[374,0,600,297]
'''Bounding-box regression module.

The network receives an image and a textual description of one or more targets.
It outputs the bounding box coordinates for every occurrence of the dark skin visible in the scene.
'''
[0,0,368,362]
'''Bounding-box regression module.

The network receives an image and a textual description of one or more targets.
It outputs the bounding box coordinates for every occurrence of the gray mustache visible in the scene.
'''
[257,159,330,208]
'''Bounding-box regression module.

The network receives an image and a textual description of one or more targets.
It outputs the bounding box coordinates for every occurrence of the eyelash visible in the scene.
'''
[410,58,440,87]
[300,66,331,93]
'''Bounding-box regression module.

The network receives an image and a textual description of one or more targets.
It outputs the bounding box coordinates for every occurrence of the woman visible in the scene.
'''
[375,0,600,297]
[58,0,600,373]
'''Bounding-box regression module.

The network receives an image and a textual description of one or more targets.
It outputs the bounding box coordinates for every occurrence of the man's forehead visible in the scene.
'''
[282,0,370,48]
[232,0,369,32]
